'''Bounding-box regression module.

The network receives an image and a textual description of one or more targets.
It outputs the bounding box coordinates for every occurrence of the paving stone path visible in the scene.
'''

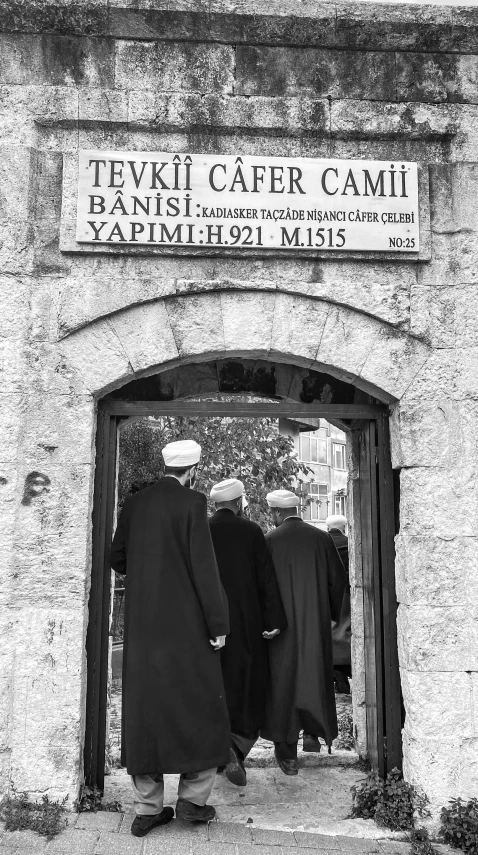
[0,814,412,855]
[0,815,461,855]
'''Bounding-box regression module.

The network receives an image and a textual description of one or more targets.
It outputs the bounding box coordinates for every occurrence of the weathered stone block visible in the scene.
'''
[59,319,134,395]
[9,607,87,678]
[236,46,396,101]
[402,732,460,814]
[110,300,179,374]
[269,293,329,366]
[221,291,274,358]
[115,40,234,94]
[315,306,379,388]
[409,283,456,348]
[334,2,453,53]
[395,536,478,611]
[395,52,458,104]
[79,88,129,125]
[10,672,85,800]
[330,98,456,141]
[128,91,330,135]
[399,466,478,537]
[0,34,114,87]
[166,292,225,359]
[358,327,430,402]
[398,603,478,671]
[401,670,474,741]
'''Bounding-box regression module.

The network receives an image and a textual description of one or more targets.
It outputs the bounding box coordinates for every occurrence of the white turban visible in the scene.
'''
[210,478,244,502]
[162,439,201,467]
[326,514,347,531]
[266,489,300,508]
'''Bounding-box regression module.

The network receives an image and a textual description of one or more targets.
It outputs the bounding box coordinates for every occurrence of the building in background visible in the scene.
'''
[299,422,347,530]
[279,419,347,530]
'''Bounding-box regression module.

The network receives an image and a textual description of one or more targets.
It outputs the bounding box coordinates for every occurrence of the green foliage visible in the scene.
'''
[351,768,415,831]
[118,416,310,531]
[440,797,478,854]
[334,706,355,751]
[410,827,438,855]
[375,768,415,831]
[76,785,122,813]
[0,792,68,839]
[351,770,383,820]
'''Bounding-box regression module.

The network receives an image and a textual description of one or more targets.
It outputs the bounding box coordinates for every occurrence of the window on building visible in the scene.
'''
[334,493,346,516]
[300,432,328,464]
[303,483,329,521]
[333,442,346,470]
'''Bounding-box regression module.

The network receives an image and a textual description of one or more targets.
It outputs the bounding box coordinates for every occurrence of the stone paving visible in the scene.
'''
[0,814,414,855]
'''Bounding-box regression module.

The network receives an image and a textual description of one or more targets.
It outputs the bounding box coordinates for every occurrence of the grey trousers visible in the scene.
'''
[131,768,217,815]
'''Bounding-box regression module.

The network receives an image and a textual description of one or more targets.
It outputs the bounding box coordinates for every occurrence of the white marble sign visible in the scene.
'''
[76,151,419,252]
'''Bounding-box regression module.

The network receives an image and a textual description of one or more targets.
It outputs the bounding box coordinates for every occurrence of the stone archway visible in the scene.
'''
[53,290,431,801]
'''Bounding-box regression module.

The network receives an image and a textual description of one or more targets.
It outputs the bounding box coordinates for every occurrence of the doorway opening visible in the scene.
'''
[85,359,401,829]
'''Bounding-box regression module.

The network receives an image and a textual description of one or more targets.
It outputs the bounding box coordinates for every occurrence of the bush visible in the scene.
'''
[351,770,383,820]
[440,797,478,854]
[410,827,438,855]
[351,768,414,831]
[375,768,415,831]
[0,792,67,839]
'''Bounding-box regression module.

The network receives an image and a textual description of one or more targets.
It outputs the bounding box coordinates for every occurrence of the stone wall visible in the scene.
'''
[1,0,478,818]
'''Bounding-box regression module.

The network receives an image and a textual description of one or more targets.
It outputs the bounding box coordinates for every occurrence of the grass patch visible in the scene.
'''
[0,792,67,840]
[76,785,122,813]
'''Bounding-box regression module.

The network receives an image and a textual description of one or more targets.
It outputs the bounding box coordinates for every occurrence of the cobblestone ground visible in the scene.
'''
[0,816,460,855]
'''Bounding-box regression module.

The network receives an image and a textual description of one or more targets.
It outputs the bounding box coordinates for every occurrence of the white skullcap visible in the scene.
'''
[326,514,347,529]
[210,478,244,502]
[266,489,300,508]
[162,439,201,467]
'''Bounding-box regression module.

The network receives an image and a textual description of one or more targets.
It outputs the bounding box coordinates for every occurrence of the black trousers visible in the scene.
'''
[274,741,298,760]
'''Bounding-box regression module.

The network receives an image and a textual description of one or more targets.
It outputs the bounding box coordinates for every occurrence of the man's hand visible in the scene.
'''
[210,635,226,650]
[262,629,281,640]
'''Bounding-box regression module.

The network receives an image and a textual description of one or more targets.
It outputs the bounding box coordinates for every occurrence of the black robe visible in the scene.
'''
[329,528,351,669]
[209,509,287,739]
[262,518,346,747]
[111,477,230,775]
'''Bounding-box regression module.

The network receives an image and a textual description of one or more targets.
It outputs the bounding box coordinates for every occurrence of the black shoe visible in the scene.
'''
[334,669,351,694]
[131,807,174,837]
[274,749,299,776]
[225,746,247,787]
[175,799,216,822]
[302,733,321,753]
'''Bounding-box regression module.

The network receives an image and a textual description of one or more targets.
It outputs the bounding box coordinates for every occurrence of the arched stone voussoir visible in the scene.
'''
[58,290,430,401]
[314,302,431,403]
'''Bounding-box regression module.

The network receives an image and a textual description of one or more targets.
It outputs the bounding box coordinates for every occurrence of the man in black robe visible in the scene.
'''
[111,439,230,837]
[208,478,287,787]
[262,489,346,775]
[326,514,352,695]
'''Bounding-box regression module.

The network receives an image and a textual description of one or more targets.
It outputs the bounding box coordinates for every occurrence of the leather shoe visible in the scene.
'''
[131,807,174,837]
[175,799,216,822]
[302,733,321,753]
[274,749,299,776]
[225,746,247,787]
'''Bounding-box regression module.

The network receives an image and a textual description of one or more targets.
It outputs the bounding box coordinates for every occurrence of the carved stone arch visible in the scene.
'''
[59,290,430,404]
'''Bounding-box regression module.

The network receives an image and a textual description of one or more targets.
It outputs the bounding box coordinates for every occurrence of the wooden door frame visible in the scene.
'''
[84,398,401,790]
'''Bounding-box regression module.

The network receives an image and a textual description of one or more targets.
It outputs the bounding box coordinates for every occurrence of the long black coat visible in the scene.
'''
[262,518,346,747]
[329,529,351,669]
[111,477,230,775]
[209,510,287,739]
